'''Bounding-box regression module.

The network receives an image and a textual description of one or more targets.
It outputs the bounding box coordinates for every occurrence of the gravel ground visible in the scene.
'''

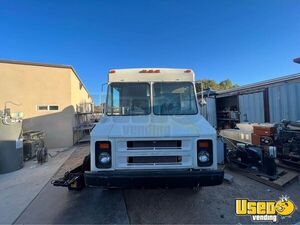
[16,144,300,224]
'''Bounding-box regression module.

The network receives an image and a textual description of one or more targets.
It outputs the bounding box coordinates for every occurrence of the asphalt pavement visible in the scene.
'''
[15,144,300,224]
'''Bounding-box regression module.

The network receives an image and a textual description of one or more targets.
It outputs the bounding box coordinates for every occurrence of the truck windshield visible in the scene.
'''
[106,83,151,115]
[153,82,198,115]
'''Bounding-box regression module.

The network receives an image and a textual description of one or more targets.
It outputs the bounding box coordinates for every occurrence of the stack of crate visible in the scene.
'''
[251,124,276,146]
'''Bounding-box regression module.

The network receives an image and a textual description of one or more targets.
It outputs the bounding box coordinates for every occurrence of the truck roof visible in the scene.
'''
[108,68,195,83]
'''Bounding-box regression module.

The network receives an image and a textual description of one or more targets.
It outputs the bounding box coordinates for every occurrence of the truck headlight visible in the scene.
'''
[95,141,112,168]
[198,151,210,163]
[99,152,111,164]
[197,140,213,166]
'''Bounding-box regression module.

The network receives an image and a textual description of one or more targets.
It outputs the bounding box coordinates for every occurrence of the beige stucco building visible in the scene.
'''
[0,60,93,148]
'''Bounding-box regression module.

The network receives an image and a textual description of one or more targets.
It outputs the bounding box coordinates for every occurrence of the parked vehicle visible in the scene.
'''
[53,68,224,190]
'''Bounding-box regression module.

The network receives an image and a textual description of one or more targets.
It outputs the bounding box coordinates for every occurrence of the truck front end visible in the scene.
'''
[85,68,223,189]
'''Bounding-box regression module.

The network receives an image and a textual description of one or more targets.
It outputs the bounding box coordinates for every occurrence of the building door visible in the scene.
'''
[239,92,265,123]
[268,82,300,122]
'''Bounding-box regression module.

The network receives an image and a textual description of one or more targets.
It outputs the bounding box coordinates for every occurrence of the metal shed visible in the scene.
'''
[198,73,300,128]
[199,97,217,128]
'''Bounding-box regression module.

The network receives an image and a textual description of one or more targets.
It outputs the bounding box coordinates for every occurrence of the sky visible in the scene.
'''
[1,0,300,102]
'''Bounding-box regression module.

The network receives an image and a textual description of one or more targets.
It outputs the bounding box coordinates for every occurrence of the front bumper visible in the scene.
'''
[84,169,224,188]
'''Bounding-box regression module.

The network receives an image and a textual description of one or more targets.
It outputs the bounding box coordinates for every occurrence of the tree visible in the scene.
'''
[195,79,239,92]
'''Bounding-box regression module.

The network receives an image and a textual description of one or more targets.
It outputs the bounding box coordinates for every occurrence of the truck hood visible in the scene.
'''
[91,115,216,139]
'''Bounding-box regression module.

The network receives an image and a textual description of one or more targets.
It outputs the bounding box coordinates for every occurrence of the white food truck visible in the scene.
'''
[53,68,223,190]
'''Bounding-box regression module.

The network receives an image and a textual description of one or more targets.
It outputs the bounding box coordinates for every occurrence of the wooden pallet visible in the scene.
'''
[276,160,300,173]
[229,165,298,190]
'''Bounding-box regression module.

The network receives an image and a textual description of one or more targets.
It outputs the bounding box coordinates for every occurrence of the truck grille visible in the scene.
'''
[128,156,182,164]
[127,140,181,150]
[115,139,193,169]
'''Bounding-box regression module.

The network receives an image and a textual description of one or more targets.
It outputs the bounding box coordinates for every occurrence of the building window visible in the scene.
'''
[37,105,59,111]
[37,105,48,111]
[49,105,59,111]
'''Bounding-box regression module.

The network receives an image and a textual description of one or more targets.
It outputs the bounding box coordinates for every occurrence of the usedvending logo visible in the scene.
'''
[235,195,296,223]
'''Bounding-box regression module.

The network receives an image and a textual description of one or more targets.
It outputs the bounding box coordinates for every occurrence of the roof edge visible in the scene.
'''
[0,59,72,69]
[110,68,192,71]
[216,72,300,95]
